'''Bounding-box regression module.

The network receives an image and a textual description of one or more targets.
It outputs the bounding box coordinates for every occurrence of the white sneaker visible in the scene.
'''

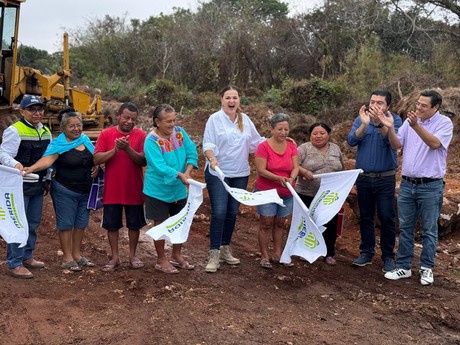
[420,267,434,286]
[384,268,412,280]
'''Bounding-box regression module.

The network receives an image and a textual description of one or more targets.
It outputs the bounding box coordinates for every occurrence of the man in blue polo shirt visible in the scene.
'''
[347,89,402,273]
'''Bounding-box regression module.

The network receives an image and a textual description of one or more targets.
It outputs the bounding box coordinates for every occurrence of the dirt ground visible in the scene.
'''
[1,109,459,345]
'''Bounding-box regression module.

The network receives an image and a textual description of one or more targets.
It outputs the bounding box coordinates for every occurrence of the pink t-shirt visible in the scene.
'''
[255,140,297,197]
[94,126,146,205]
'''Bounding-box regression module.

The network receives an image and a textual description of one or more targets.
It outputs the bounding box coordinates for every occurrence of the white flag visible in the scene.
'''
[309,169,362,227]
[145,179,206,244]
[280,183,326,264]
[0,165,28,246]
[214,167,284,206]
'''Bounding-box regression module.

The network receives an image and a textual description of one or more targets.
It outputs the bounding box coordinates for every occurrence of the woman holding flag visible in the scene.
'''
[24,110,99,271]
[296,122,344,266]
[254,113,299,269]
[143,104,198,274]
[203,86,265,273]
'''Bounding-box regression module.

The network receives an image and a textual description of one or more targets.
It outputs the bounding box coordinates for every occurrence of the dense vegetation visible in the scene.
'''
[17,0,460,123]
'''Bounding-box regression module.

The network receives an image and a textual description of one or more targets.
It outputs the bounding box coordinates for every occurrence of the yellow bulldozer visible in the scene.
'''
[0,0,105,139]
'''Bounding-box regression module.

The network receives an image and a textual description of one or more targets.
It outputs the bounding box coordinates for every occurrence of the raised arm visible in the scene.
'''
[378,111,401,149]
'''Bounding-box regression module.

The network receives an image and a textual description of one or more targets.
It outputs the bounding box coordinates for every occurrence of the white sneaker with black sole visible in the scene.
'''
[420,267,434,286]
[384,268,412,280]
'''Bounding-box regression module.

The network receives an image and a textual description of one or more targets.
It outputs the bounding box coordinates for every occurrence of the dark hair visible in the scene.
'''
[59,110,82,131]
[118,102,138,115]
[152,104,175,127]
[269,113,290,128]
[371,89,392,106]
[309,122,331,135]
[420,89,442,108]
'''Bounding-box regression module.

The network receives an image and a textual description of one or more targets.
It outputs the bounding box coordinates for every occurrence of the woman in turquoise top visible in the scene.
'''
[143,104,198,273]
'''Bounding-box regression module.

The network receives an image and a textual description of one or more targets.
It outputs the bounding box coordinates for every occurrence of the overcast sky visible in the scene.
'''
[18,0,322,53]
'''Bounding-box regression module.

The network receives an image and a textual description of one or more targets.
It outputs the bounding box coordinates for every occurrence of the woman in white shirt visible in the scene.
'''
[203,86,264,273]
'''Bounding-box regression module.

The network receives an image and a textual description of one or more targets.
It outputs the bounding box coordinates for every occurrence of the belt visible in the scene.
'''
[402,176,442,184]
[361,170,395,178]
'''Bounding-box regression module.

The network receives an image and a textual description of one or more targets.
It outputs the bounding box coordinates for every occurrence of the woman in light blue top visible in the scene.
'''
[144,104,198,274]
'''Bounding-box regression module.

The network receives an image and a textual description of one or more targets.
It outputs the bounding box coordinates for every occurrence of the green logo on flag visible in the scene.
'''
[323,192,339,205]
[165,203,191,233]
[2,193,25,228]
[304,231,317,249]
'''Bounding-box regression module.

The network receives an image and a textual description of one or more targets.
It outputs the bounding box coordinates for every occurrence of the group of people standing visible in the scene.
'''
[348,89,453,286]
[0,87,453,286]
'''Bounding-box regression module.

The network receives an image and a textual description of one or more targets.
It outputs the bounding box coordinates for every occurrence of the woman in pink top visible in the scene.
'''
[255,113,299,269]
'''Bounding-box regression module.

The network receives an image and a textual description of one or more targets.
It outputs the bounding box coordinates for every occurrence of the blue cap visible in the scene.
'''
[20,95,45,109]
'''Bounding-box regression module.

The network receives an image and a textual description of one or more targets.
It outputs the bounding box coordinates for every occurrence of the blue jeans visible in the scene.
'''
[7,193,44,269]
[396,179,444,269]
[51,180,90,230]
[356,175,396,259]
[205,167,248,250]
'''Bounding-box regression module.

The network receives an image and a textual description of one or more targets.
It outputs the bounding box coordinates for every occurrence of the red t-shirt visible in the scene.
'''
[255,140,297,197]
[94,126,146,205]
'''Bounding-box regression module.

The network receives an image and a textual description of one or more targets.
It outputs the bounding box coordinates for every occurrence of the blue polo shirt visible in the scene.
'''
[347,113,402,173]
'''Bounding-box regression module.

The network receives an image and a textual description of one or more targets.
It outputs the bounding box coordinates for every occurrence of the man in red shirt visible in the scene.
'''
[94,103,147,271]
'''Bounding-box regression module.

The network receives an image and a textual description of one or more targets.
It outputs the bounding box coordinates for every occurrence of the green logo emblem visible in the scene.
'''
[304,231,317,249]
[323,192,339,205]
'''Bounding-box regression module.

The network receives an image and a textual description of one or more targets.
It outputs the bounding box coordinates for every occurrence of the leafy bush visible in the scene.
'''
[263,86,283,104]
[279,77,346,114]
[143,79,198,112]
[196,91,220,109]
[91,74,141,102]
[144,79,178,104]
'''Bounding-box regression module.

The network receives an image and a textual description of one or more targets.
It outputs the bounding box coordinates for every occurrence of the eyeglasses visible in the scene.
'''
[67,124,83,130]
[26,108,45,114]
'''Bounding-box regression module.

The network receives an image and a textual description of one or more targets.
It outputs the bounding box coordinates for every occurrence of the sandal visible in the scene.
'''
[170,260,195,270]
[272,258,294,267]
[129,257,144,269]
[61,261,82,272]
[101,262,120,272]
[260,259,273,269]
[154,263,179,274]
[76,257,95,267]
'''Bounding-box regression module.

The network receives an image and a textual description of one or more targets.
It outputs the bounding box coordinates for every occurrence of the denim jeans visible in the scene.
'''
[396,179,444,270]
[7,193,44,269]
[205,167,249,250]
[51,180,90,230]
[356,175,396,259]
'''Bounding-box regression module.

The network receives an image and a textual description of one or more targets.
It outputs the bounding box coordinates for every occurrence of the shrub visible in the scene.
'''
[279,77,346,114]
[144,79,177,105]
